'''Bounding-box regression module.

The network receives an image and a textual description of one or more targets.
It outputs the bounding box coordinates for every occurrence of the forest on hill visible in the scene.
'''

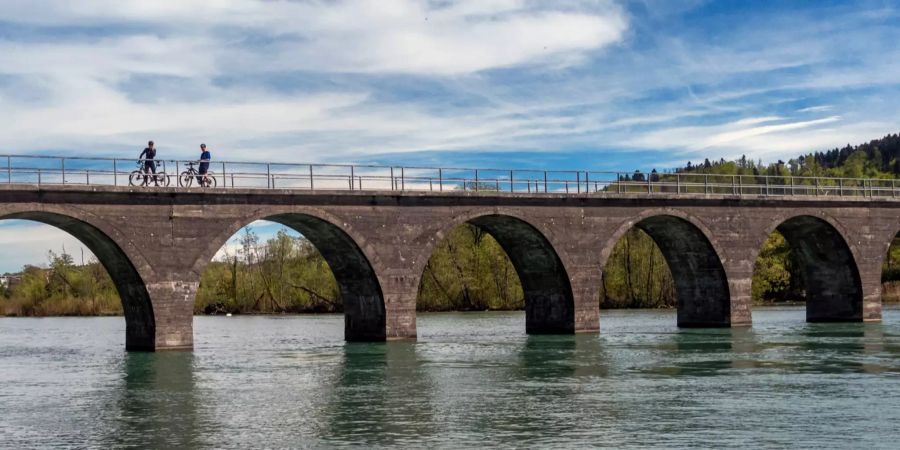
[3,133,900,316]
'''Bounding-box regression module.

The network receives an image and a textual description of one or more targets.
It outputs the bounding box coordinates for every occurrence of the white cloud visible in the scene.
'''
[626,116,841,152]
[797,105,832,113]
[0,0,630,160]
[625,115,895,161]
[0,0,627,76]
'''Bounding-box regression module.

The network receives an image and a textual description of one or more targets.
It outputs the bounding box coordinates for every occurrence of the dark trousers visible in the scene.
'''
[143,160,157,185]
[196,162,209,185]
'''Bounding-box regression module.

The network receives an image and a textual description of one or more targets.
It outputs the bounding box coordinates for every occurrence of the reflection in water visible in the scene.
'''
[107,352,200,448]
[646,328,743,376]
[518,334,579,379]
[517,334,610,379]
[323,341,436,446]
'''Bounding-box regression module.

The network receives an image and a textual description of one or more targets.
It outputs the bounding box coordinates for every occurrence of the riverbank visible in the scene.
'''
[9,299,900,318]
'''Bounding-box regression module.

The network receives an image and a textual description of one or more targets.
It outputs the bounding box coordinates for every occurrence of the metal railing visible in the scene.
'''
[0,154,898,199]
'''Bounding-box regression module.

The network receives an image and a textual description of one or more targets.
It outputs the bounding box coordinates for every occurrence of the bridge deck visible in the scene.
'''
[1,182,899,206]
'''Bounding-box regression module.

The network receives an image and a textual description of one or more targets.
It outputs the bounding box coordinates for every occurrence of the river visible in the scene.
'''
[2,307,900,448]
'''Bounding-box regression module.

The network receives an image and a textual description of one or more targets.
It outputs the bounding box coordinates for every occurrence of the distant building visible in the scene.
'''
[0,274,22,289]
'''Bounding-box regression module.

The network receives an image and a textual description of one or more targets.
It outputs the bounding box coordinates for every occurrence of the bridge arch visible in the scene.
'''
[0,208,155,350]
[753,213,863,322]
[417,210,575,334]
[200,207,386,341]
[600,210,732,327]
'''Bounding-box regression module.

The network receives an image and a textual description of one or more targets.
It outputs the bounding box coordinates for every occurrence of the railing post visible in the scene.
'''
[732,175,737,195]
[565,180,569,194]
[221,162,226,188]
[815,177,819,196]
[113,158,117,186]
[676,173,680,194]
[309,165,314,190]
[401,167,405,191]
[839,178,843,196]
[765,176,769,196]
[647,175,651,194]
[576,171,580,194]
[38,169,41,186]
[474,169,479,192]
[267,163,271,189]
[790,176,794,196]
[585,172,590,193]
[350,165,355,190]
[510,170,514,193]
[6,156,10,184]
[705,174,709,194]
[86,170,90,185]
[390,167,395,190]
[61,157,65,184]
[544,171,548,193]
[617,173,623,193]
[438,168,443,191]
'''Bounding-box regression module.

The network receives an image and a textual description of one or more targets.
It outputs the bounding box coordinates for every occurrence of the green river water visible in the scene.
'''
[2,306,900,448]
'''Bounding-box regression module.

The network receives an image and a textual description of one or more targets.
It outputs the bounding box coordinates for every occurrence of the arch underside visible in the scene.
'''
[266,213,385,341]
[636,216,731,327]
[468,215,575,334]
[776,216,863,322]
[1,212,155,350]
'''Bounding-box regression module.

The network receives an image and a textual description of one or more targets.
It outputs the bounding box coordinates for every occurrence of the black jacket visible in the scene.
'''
[139,147,156,160]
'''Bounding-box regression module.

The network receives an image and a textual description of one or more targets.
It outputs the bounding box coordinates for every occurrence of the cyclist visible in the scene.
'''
[139,140,158,186]
[197,143,211,186]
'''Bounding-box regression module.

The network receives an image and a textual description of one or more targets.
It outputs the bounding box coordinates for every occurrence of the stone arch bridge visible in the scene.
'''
[2,185,896,351]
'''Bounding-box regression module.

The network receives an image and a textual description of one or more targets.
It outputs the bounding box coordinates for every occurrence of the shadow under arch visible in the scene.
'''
[1,211,155,350]
[603,214,731,327]
[258,213,386,341]
[428,214,575,334]
[767,215,863,322]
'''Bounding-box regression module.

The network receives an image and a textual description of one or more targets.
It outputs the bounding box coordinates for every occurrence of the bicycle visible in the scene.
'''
[128,160,170,187]
[179,162,217,188]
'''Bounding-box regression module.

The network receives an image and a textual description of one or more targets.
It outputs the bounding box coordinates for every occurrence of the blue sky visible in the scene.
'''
[1,0,899,271]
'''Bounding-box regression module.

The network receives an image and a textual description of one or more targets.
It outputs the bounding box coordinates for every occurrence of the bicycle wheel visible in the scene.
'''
[204,174,217,188]
[179,171,193,187]
[128,170,145,186]
[157,172,171,187]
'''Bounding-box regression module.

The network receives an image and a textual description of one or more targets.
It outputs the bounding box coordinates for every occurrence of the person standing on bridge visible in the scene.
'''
[197,143,211,187]
[139,140,158,186]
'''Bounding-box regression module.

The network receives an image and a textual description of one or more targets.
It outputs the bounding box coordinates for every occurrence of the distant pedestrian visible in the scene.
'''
[139,140,158,186]
[197,143,211,186]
